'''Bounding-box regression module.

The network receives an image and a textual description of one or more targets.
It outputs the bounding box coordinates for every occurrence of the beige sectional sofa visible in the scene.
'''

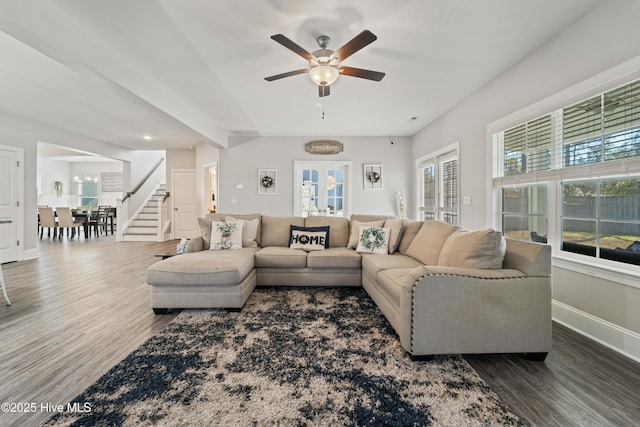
[146,213,552,359]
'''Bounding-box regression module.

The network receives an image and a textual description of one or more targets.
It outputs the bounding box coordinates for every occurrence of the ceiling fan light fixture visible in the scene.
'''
[309,65,339,86]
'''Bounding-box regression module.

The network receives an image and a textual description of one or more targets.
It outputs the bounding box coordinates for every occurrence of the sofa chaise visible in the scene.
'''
[146,213,552,359]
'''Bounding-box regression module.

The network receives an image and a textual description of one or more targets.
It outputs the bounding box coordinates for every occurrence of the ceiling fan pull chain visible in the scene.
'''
[322,96,325,119]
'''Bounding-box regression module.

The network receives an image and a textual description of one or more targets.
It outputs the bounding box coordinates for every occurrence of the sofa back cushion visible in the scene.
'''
[437,229,506,269]
[305,216,350,247]
[384,218,404,253]
[261,215,305,247]
[405,221,460,265]
[397,220,423,254]
[350,214,396,223]
[197,213,262,249]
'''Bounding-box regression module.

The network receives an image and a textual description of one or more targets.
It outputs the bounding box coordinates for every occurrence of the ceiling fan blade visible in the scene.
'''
[264,69,308,81]
[340,66,385,81]
[270,34,313,60]
[319,85,330,97]
[334,30,377,61]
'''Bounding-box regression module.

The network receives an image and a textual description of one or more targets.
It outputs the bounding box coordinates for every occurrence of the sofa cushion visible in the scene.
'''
[307,247,362,269]
[384,218,404,254]
[405,221,460,265]
[146,248,258,286]
[350,214,396,223]
[347,220,385,248]
[397,220,423,254]
[356,227,390,255]
[361,253,423,279]
[209,220,244,250]
[226,216,260,248]
[255,246,307,268]
[289,225,329,251]
[198,213,262,248]
[305,216,350,247]
[438,229,506,269]
[261,215,305,247]
[376,268,415,306]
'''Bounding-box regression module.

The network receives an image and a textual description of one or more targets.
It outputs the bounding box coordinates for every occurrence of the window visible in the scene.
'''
[492,78,640,268]
[417,144,459,225]
[78,182,98,209]
[502,184,547,242]
[562,177,640,265]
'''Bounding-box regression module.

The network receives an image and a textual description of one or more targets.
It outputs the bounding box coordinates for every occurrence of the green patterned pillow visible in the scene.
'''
[355,226,390,254]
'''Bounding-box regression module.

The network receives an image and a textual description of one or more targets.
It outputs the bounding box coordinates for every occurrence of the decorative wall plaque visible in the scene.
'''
[305,140,343,155]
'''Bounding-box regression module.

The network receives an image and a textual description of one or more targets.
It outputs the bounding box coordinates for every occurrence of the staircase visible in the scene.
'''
[121,184,167,242]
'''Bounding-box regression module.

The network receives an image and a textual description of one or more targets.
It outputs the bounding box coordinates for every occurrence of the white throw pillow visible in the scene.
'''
[209,219,244,250]
[347,220,385,248]
[355,226,390,255]
[226,216,259,248]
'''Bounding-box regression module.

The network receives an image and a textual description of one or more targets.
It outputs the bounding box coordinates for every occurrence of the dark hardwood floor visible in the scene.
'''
[1,235,639,426]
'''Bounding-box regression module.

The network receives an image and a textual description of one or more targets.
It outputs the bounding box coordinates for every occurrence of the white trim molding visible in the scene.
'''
[553,300,640,363]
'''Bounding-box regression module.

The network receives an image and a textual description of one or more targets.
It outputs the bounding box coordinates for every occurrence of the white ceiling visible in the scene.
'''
[0,0,602,151]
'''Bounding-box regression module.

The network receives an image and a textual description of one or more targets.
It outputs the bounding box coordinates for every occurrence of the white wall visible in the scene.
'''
[217,136,411,217]
[37,157,72,207]
[411,0,640,359]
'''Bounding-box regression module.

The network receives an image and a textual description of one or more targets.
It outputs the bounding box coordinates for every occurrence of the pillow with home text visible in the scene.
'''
[288,225,329,251]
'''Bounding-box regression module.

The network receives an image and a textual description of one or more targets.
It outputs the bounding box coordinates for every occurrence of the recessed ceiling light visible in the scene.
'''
[143,135,152,140]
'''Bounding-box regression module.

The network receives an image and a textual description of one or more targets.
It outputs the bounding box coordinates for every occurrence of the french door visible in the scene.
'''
[294,161,351,217]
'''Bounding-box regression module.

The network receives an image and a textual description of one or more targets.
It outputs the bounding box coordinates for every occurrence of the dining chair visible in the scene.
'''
[0,264,10,306]
[89,205,111,237]
[56,207,84,238]
[38,206,57,238]
[0,264,11,306]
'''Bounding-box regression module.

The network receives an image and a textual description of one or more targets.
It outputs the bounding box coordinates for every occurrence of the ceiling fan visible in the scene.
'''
[264,30,385,97]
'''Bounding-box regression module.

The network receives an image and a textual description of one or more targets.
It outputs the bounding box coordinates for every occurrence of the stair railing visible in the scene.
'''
[157,191,171,241]
[116,158,165,241]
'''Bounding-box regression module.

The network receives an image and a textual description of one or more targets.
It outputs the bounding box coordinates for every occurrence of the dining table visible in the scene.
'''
[72,208,116,238]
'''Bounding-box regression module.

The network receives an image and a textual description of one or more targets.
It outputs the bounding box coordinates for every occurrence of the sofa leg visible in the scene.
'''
[153,308,170,315]
[410,354,435,362]
[525,352,548,361]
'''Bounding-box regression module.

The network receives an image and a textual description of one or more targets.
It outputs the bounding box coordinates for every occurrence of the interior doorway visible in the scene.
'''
[204,162,218,214]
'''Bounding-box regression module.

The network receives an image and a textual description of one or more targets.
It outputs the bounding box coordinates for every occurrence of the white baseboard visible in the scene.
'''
[552,300,640,364]
[21,248,39,261]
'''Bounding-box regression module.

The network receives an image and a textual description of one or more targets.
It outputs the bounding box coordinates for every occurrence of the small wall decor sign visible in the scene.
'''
[363,164,383,190]
[305,140,343,155]
[258,169,277,195]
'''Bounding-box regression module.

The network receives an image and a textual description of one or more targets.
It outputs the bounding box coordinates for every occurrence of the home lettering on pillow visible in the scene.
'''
[290,231,326,247]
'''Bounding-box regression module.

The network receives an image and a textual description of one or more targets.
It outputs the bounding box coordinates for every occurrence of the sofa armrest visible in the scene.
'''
[405,265,527,283]
[185,236,205,253]
[398,265,551,356]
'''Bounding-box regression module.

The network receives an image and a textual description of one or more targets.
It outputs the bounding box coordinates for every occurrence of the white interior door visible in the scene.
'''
[0,147,21,263]
[172,169,198,239]
[295,161,351,217]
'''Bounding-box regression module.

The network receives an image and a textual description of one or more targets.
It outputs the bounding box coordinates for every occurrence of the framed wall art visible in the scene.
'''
[363,164,383,190]
[258,169,277,195]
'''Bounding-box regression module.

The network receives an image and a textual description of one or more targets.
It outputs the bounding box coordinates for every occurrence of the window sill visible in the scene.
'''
[553,253,640,290]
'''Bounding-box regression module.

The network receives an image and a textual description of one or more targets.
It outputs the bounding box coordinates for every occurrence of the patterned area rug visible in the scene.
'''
[45,288,524,426]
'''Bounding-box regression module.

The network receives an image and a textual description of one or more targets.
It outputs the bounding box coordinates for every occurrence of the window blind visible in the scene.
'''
[495,78,640,182]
